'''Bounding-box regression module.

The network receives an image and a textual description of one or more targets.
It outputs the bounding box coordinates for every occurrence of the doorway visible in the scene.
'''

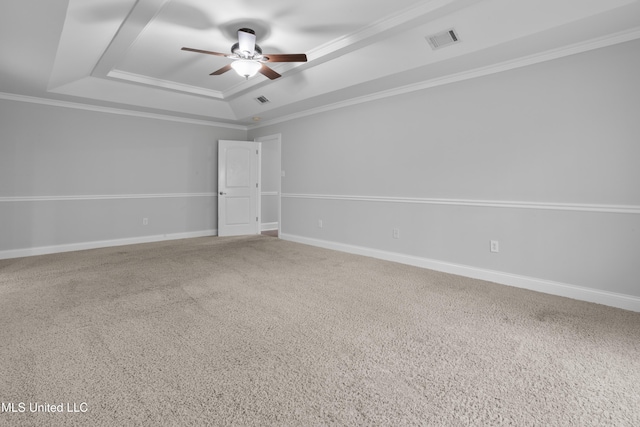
[255,134,281,237]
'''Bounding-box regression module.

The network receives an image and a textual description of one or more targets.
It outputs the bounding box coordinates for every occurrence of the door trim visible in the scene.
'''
[254,134,282,236]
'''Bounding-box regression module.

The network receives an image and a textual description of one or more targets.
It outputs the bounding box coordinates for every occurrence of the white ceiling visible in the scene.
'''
[1,0,639,128]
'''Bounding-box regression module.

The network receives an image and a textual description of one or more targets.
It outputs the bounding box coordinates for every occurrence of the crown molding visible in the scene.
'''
[107,70,225,99]
[0,92,248,130]
[307,0,471,61]
[250,26,640,130]
[107,69,271,102]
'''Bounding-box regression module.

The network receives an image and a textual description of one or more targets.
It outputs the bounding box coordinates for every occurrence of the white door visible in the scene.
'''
[218,140,261,236]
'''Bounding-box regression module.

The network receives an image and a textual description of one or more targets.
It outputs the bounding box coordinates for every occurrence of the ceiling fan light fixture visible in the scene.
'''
[182,28,307,80]
[231,60,262,79]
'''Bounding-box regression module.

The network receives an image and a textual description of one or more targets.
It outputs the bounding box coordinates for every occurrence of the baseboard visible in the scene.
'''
[261,222,279,232]
[0,230,218,260]
[280,233,640,313]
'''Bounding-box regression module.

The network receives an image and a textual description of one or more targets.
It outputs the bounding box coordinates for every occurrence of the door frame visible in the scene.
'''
[254,134,281,236]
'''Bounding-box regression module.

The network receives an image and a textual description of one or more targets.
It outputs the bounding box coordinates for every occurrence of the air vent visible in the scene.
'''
[426,28,460,50]
[255,95,270,105]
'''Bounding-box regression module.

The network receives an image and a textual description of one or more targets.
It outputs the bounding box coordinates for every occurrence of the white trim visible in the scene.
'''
[306,0,462,62]
[0,193,217,203]
[261,222,279,232]
[0,230,217,260]
[250,27,640,129]
[255,133,283,239]
[257,143,263,235]
[281,193,640,215]
[280,233,640,312]
[0,92,247,130]
[108,70,225,99]
[261,191,279,197]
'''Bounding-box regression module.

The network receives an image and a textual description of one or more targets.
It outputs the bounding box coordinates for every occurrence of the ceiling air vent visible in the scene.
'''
[255,95,270,105]
[426,28,460,50]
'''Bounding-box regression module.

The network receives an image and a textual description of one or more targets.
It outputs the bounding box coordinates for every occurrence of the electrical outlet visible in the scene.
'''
[392,228,400,239]
[143,218,149,226]
[490,240,499,253]
[318,219,323,228]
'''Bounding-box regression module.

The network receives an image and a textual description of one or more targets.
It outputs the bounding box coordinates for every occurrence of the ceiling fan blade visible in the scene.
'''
[237,28,256,57]
[181,47,227,57]
[210,64,233,76]
[259,64,281,80]
[263,53,307,63]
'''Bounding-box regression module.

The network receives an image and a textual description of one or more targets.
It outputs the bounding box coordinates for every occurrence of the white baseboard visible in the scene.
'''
[261,222,279,232]
[280,233,640,313]
[0,230,217,260]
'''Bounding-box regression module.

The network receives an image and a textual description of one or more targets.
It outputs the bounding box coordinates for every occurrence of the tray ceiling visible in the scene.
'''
[1,0,639,128]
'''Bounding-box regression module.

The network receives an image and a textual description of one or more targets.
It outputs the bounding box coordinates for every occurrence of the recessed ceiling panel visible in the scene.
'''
[111,0,431,94]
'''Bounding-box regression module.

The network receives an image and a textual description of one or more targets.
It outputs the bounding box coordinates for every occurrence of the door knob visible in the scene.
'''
[219,191,227,195]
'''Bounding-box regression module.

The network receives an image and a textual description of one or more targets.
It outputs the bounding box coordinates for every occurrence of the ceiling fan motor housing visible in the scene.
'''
[231,42,262,57]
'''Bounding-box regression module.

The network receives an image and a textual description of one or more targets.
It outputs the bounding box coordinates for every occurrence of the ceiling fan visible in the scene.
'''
[181,28,307,80]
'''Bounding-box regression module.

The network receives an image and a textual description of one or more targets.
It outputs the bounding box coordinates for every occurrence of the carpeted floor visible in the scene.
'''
[0,235,639,426]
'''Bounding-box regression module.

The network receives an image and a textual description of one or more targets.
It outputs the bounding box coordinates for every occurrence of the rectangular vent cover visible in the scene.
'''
[255,96,270,104]
[426,29,460,50]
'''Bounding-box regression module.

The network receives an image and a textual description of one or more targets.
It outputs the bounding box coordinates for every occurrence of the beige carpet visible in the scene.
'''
[0,235,639,426]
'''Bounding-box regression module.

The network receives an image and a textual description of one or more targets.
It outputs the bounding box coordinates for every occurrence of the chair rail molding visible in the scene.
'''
[0,193,217,202]
[281,193,640,215]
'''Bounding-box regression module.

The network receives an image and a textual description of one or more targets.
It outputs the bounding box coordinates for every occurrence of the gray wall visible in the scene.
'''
[0,99,246,256]
[250,40,640,301]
